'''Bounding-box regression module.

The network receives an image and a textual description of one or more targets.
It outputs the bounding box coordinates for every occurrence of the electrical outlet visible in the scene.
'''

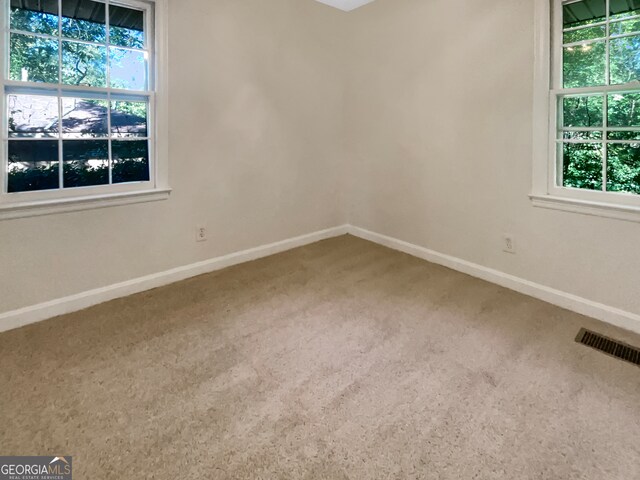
[196,226,207,242]
[502,234,516,254]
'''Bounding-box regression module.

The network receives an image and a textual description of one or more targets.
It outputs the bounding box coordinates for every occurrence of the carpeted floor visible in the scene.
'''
[1,235,639,479]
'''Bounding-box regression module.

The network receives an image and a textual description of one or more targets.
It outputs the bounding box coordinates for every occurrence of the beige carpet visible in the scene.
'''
[1,235,639,479]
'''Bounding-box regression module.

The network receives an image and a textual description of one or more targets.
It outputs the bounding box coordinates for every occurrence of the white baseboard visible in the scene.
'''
[4,223,639,336]
[0,225,350,333]
[348,226,640,335]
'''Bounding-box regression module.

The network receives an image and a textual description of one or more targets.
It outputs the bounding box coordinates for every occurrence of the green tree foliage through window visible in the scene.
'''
[6,0,151,193]
[560,0,640,195]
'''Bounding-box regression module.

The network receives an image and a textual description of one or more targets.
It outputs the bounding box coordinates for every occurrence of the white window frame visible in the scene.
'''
[0,0,169,220]
[531,0,640,222]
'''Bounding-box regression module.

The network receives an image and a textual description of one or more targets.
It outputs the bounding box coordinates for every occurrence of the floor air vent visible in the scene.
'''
[576,328,640,367]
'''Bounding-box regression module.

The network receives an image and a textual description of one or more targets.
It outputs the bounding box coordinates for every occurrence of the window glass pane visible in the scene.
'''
[607,92,640,126]
[61,97,108,138]
[610,0,640,21]
[63,140,109,187]
[562,95,603,127]
[112,140,149,183]
[110,48,146,90]
[109,5,144,49]
[563,42,606,88]
[10,0,58,36]
[8,140,59,192]
[563,0,606,29]
[62,41,107,87]
[562,131,603,140]
[607,130,640,140]
[111,100,147,137]
[9,94,59,138]
[563,26,606,44]
[61,0,106,43]
[607,143,640,193]
[610,35,640,85]
[610,18,640,36]
[10,33,59,83]
[562,142,603,190]
[611,10,640,21]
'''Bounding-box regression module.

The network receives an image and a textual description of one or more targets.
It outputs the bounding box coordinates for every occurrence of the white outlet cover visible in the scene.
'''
[313,0,376,12]
[502,234,516,254]
[196,226,207,242]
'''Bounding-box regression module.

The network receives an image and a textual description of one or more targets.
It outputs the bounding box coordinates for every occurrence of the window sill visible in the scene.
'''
[0,188,172,221]
[530,194,640,223]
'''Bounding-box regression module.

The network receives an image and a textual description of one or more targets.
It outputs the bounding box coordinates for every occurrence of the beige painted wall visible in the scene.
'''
[345,0,640,315]
[3,0,639,321]
[0,0,348,313]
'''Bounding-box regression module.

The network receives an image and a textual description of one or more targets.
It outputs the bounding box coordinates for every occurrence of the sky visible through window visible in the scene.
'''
[9,0,146,89]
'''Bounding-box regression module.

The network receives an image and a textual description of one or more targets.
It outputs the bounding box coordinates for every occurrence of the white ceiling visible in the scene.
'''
[313,0,376,12]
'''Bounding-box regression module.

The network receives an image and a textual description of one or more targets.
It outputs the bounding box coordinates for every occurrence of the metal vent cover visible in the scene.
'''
[576,328,640,367]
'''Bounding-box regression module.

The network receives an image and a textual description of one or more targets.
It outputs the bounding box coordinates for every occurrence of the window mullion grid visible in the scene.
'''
[4,80,152,96]
[563,126,640,131]
[107,91,113,185]
[563,20,607,32]
[57,0,63,190]
[563,37,607,48]
[1,0,8,194]
[558,1,617,194]
[3,0,154,196]
[603,0,610,193]
[556,1,564,90]
[603,93,608,191]
[106,0,113,185]
[8,29,147,54]
[564,30,640,48]
[555,1,564,189]
[556,92,564,187]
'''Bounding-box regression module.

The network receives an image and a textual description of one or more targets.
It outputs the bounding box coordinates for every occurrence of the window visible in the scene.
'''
[0,0,169,219]
[532,0,640,220]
